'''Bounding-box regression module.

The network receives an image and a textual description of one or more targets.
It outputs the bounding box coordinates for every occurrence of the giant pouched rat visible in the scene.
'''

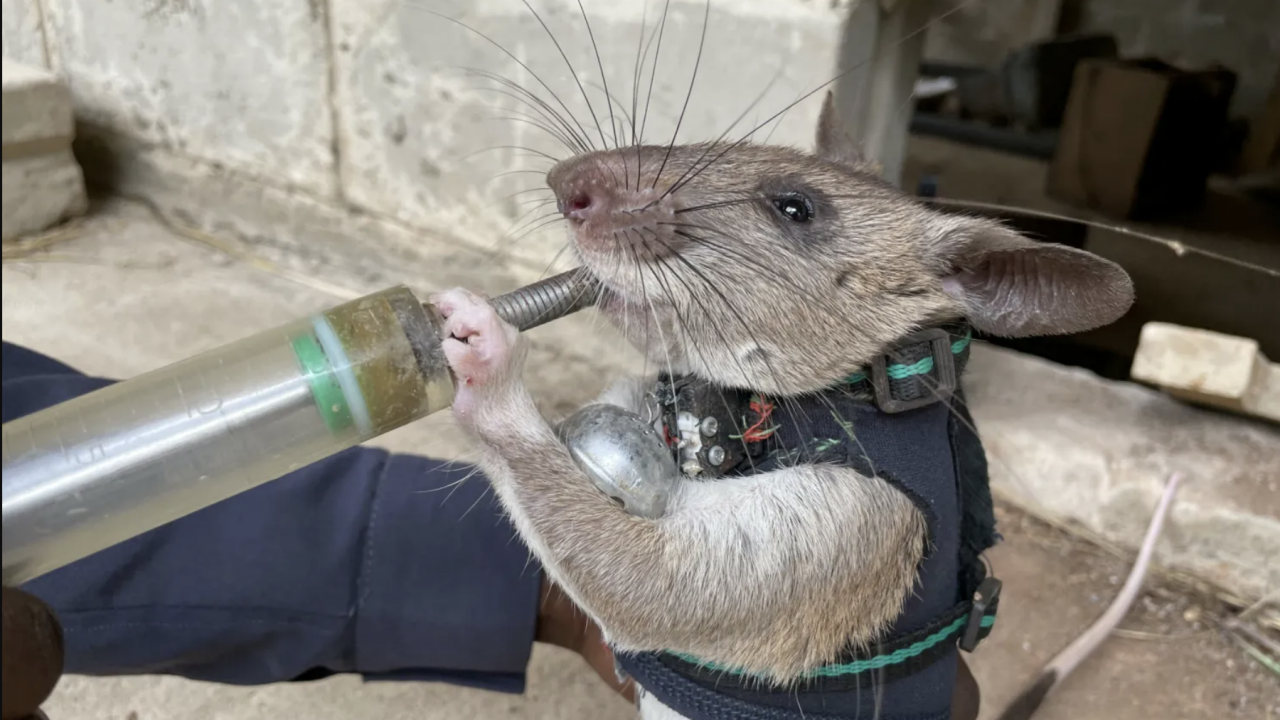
[430,86,1134,720]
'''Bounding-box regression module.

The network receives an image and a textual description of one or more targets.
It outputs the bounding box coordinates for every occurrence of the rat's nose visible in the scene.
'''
[558,191,594,221]
[548,154,615,223]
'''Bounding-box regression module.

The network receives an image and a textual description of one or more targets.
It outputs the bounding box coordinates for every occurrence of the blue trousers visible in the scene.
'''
[4,341,541,694]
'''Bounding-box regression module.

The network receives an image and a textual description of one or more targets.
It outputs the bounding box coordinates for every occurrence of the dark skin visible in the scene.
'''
[3,581,975,718]
[0,579,634,720]
[535,577,637,703]
[955,653,981,720]
[1,587,64,720]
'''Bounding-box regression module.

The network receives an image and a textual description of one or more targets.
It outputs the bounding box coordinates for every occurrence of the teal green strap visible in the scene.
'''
[845,330,971,385]
[667,614,994,680]
[660,575,1002,687]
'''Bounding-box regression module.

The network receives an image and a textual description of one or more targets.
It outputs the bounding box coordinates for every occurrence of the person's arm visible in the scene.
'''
[3,342,541,693]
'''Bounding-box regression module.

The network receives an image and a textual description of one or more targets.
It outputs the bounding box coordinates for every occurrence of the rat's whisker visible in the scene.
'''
[507,212,566,246]
[647,63,785,204]
[479,103,587,156]
[520,0,612,159]
[641,236,772,473]
[463,69,593,155]
[577,0,620,152]
[414,8,597,152]
[639,0,673,171]
[504,198,561,238]
[455,144,561,164]
[653,0,710,190]
[666,0,982,198]
[672,197,760,215]
[499,186,556,202]
[466,79,588,154]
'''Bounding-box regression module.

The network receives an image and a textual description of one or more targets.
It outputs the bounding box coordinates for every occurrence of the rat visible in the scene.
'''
[429,91,1135,720]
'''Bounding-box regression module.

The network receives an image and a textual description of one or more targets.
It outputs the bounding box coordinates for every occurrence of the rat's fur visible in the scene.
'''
[432,93,1133,719]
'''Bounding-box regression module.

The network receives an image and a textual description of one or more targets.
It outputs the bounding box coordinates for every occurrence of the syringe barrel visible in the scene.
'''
[2,269,597,586]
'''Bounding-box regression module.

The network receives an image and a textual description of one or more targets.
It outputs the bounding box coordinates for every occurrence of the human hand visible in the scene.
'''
[1,586,65,720]
[535,577,636,704]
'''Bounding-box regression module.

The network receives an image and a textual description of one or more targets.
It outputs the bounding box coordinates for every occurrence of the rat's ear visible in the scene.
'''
[931,216,1134,337]
[815,91,865,167]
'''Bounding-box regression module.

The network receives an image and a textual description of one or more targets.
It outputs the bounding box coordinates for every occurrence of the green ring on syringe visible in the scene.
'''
[291,333,354,435]
[310,314,375,436]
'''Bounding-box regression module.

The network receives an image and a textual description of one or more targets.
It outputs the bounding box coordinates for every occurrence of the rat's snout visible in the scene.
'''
[546,151,674,224]
[546,150,683,261]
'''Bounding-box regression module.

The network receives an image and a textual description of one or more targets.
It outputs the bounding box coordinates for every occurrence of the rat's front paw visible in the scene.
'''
[432,287,526,420]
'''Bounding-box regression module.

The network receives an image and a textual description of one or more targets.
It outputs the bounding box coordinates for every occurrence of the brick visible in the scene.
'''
[2,59,74,149]
[1130,321,1280,423]
[2,150,88,240]
[2,59,85,240]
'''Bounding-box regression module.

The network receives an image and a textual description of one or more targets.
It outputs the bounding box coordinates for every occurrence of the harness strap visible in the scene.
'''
[618,650,961,720]
[638,321,1000,716]
[655,575,1000,693]
[846,325,972,414]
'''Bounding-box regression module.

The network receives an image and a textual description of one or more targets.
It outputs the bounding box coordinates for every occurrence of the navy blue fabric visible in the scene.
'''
[618,651,954,720]
[758,397,963,644]
[3,341,542,693]
[619,383,969,720]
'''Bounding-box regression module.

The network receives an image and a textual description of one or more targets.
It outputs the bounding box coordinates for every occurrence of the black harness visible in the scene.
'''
[615,324,1002,720]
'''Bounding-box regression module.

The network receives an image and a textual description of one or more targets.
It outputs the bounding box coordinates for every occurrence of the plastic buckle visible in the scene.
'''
[960,576,1002,653]
[870,328,958,414]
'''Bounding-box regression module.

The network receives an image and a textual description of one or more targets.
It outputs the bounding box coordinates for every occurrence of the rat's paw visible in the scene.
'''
[433,288,525,418]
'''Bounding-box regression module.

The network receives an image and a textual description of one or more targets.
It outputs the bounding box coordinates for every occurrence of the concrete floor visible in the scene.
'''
[4,200,1277,720]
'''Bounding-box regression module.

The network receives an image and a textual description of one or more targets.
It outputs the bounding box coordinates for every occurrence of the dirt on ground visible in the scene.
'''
[973,501,1279,720]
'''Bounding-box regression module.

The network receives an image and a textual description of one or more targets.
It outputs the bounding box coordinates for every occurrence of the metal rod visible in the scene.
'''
[493,267,599,331]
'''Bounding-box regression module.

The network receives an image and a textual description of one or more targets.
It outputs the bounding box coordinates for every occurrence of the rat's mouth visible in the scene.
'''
[571,250,673,317]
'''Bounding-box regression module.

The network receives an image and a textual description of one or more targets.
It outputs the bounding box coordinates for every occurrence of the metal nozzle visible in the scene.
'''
[488,267,600,331]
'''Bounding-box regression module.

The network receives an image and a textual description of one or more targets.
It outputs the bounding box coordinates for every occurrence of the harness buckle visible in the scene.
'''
[870,328,958,414]
[959,576,1002,652]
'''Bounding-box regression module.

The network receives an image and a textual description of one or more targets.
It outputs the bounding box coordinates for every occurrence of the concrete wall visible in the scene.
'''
[1,0,864,268]
[3,0,1277,257]
[0,0,1151,260]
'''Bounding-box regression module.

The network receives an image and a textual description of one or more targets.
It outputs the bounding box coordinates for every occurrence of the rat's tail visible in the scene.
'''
[995,472,1184,720]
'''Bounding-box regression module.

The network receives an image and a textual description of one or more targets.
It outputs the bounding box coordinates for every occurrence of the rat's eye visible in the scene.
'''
[771,194,813,223]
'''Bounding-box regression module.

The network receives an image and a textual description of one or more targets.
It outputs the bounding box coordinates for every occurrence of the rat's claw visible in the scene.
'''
[433,288,524,417]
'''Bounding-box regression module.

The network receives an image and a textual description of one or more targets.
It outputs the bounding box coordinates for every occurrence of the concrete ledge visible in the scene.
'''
[1131,322,1280,423]
[2,59,86,239]
[966,342,1280,601]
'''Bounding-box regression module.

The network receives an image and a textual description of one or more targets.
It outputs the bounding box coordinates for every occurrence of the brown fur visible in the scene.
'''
[433,92,1134,705]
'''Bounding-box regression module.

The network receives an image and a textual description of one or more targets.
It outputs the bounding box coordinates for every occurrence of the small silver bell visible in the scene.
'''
[556,403,680,519]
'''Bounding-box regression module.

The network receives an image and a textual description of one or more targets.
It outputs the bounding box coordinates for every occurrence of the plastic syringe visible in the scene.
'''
[1,269,597,586]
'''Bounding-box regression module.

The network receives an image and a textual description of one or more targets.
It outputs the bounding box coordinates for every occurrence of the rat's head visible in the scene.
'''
[547,92,1133,395]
